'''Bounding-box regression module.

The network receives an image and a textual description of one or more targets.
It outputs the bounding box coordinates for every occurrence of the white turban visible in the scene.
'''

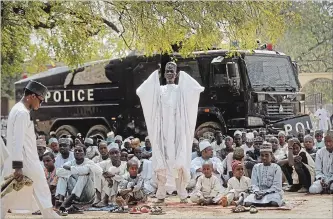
[115,135,123,141]
[199,140,211,152]
[108,142,119,151]
[84,138,93,145]
[246,132,254,142]
[48,138,58,145]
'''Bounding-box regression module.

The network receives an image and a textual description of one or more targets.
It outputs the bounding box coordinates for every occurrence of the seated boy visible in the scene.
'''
[93,144,127,207]
[220,160,251,207]
[190,160,224,205]
[114,160,147,212]
[43,152,58,206]
[55,145,103,209]
[244,142,284,207]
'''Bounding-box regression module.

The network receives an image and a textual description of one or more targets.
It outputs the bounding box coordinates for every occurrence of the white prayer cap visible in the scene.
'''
[37,139,47,148]
[234,130,242,136]
[193,138,199,144]
[84,138,93,145]
[278,131,286,137]
[108,142,119,150]
[107,131,115,138]
[124,138,131,143]
[246,133,254,142]
[48,138,58,145]
[115,135,123,141]
[145,136,149,141]
[260,141,272,152]
[199,140,211,152]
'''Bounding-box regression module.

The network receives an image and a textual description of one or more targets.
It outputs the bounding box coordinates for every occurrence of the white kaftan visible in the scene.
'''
[211,140,225,157]
[241,144,254,155]
[55,152,75,168]
[1,137,9,219]
[244,163,284,206]
[190,175,223,203]
[136,70,204,199]
[2,102,59,218]
[315,108,329,131]
[92,156,110,163]
[224,176,251,204]
[190,157,224,187]
[309,147,333,193]
[86,146,100,160]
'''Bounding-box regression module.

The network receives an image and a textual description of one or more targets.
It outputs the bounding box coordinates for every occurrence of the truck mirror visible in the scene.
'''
[211,56,224,65]
[227,62,237,78]
[292,61,299,74]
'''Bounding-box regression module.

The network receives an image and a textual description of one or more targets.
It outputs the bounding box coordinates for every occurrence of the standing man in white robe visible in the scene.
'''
[315,105,329,132]
[2,80,59,218]
[136,61,204,204]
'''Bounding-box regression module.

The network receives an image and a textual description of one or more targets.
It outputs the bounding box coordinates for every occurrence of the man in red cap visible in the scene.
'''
[2,80,60,218]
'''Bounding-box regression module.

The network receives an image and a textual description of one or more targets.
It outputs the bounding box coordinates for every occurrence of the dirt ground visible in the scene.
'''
[6,193,333,219]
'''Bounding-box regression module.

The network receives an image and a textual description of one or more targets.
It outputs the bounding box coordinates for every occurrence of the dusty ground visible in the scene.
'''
[6,193,333,219]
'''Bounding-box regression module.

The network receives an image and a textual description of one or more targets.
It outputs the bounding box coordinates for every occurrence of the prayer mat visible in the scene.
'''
[86,204,118,211]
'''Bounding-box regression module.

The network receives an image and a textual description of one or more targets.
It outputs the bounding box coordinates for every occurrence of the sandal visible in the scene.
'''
[150,206,166,215]
[32,210,41,215]
[67,205,84,214]
[109,207,128,213]
[129,207,142,214]
[249,205,258,214]
[232,205,249,213]
[57,207,68,216]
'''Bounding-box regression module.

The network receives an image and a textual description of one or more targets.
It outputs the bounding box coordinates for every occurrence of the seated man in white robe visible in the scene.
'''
[309,134,333,194]
[211,131,225,159]
[93,144,127,207]
[136,61,204,204]
[85,137,100,160]
[55,138,75,168]
[114,135,123,149]
[55,145,102,209]
[92,141,110,163]
[244,142,284,207]
[189,140,223,189]
[190,160,224,205]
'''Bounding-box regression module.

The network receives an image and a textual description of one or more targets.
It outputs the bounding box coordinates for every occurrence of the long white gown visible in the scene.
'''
[2,102,59,218]
[315,108,329,131]
[1,137,9,219]
[136,70,204,198]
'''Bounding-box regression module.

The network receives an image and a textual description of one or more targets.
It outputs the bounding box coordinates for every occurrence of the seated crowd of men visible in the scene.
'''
[36,128,333,213]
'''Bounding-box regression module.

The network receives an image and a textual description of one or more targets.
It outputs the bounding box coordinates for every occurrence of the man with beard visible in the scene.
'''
[2,80,60,218]
[55,138,75,168]
[56,145,102,213]
[136,61,204,204]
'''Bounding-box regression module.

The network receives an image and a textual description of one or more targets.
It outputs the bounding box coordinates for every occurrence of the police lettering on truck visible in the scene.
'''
[44,89,94,103]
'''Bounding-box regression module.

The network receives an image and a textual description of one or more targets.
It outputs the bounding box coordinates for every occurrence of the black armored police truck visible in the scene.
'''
[15,47,311,140]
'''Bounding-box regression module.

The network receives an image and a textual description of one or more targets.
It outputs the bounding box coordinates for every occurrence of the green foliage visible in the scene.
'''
[1,1,296,97]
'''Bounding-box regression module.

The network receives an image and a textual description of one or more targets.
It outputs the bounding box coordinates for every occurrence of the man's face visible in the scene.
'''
[120,152,128,161]
[124,142,131,149]
[304,138,314,150]
[298,133,304,143]
[50,142,59,153]
[43,155,55,170]
[254,141,262,150]
[145,139,151,148]
[134,148,142,160]
[59,143,70,154]
[216,133,223,144]
[278,135,285,144]
[192,142,199,152]
[109,148,120,162]
[37,146,46,157]
[225,138,233,148]
[292,144,301,155]
[165,64,177,84]
[260,151,272,165]
[74,146,85,160]
[115,140,122,148]
[246,141,254,148]
[30,93,44,111]
[325,136,333,153]
[234,135,242,146]
[202,146,213,158]
[128,164,138,177]
[202,164,213,178]
[269,139,279,151]
[99,143,109,156]
[315,134,323,142]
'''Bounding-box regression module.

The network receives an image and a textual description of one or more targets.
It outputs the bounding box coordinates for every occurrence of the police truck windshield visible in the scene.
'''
[245,55,298,91]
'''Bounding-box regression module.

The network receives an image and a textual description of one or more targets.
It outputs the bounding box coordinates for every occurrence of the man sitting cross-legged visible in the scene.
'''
[42,152,58,206]
[93,144,127,207]
[55,145,102,211]
[190,160,224,205]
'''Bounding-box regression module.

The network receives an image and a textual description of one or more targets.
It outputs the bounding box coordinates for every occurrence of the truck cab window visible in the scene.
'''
[177,60,202,85]
[211,59,240,87]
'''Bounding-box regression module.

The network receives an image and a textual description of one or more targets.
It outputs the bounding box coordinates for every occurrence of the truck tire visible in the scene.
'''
[86,125,110,140]
[195,121,222,141]
[55,125,79,139]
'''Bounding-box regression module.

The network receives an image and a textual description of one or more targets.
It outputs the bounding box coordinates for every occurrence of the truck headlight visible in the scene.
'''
[247,116,264,127]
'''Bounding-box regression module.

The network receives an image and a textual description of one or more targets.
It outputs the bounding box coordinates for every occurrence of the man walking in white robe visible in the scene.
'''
[136,61,204,203]
[315,105,329,132]
[2,80,59,218]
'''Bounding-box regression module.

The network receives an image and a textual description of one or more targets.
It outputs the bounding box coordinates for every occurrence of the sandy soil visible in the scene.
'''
[5,193,333,219]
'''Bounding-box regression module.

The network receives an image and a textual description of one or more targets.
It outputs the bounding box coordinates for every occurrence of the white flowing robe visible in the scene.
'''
[136,70,204,187]
[2,102,59,218]
[315,108,329,131]
[1,137,9,219]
